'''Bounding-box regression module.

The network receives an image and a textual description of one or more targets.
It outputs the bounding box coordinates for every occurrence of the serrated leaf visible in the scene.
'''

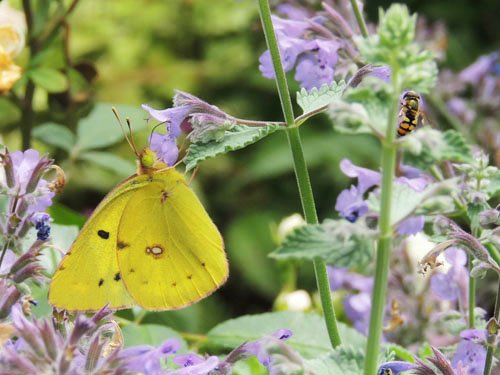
[270,220,373,268]
[76,103,148,150]
[206,311,365,359]
[33,123,75,152]
[121,323,186,350]
[296,81,346,116]
[79,151,135,176]
[305,346,365,375]
[29,67,68,93]
[184,124,280,171]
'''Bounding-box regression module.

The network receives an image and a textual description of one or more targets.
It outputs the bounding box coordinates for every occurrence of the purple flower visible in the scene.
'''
[119,338,180,374]
[149,132,179,167]
[294,40,340,90]
[378,361,416,375]
[328,267,373,293]
[459,52,500,84]
[396,215,425,235]
[430,247,468,304]
[344,293,371,335]
[31,212,51,241]
[173,353,205,367]
[142,91,230,165]
[334,159,429,234]
[170,355,219,375]
[334,185,368,222]
[451,329,487,375]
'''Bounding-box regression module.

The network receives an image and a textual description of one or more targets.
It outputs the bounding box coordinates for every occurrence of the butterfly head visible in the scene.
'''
[137,147,169,175]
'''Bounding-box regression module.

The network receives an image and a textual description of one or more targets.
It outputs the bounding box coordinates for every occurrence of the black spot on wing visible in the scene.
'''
[98,278,104,287]
[98,230,110,239]
[117,240,129,250]
[114,272,121,281]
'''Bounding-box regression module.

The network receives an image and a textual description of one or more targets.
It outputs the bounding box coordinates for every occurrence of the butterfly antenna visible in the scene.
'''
[148,121,167,143]
[188,166,199,186]
[126,117,140,157]
[112,107,138,156]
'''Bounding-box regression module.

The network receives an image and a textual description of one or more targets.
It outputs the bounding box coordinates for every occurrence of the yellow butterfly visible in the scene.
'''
[49,128,228,312]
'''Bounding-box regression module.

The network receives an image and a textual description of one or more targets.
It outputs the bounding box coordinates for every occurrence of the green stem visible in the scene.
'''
[468,253,476,328]
[350,0,369,38]
[483,277,500,375]
[257,0,341,348]
[364,72,400,375]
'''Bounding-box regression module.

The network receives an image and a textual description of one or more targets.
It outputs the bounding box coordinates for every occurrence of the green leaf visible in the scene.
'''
[49,203,86,228]
[206,311,365,359]
[386,344,416,362]
[184,124,280,171]
[270,220,374,268]
[296,81,346,117]
[76,103,149,150]
[79,151,135,177]
[402,129,472,171]
[305,346,365,375]
[121,323,187,350]
[29,67,68,93]
[33,123,76,152]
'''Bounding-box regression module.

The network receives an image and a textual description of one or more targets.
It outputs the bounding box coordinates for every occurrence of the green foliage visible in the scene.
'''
[121,324,187,349]
[385,344,416,362]
[305,346,365,375]
[28,67,68,93]
[270,220,374,268]
[328,78,391,135]
[356,4,437,93]
[184,124,281,171]
[296,81,346,123]
[401,129,472,170]
[206,311,366,359]
[78,151,135,176]
[32,123,76,153]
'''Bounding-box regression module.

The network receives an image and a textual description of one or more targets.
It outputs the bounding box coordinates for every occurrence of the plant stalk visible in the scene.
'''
[257,0,341,348]
[363,70,400,375]
[483,277,500,375]
[350,0,369,38]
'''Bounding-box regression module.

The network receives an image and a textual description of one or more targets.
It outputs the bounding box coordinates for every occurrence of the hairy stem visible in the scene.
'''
[364,69,400,375]
[257,0,341,348]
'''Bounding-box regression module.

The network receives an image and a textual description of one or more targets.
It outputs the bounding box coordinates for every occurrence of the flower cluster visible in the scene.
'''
[259,1,362,90]
[142,90,232,166]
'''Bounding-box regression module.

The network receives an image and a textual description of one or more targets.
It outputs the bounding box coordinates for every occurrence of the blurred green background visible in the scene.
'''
[2,0,499,334]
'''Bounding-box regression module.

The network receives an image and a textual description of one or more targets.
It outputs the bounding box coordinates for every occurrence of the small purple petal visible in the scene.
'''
[271,329,293,341]
[335,185,369,222]
[149,133,179,166]
[378,361,416,375]
[142,104,191,138]
[460,329,486,341]
[169,356,219,375]
[344,293,371,334]
[451,338,486,375]
[397,215,425,235]
[174,353,205,367]
[339,159,381,194]
[396,176,430,192]
[459,52,500,83]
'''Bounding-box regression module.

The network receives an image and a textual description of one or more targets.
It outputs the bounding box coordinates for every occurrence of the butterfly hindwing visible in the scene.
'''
[48,175,151,311]
[116,169,228,310]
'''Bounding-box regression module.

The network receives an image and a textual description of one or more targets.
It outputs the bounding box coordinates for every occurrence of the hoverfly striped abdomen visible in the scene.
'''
[398,90,421,137]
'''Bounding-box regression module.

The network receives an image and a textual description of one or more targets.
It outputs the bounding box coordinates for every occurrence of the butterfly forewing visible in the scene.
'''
[116,169,228,310]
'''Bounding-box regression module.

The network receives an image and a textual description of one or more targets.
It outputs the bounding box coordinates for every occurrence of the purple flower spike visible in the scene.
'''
[378,361,416,375]
[295,40,340,90]
[397,215,425,235]
[169,356,219,375]
[344,293,371,335]
[335,185,369,222]
[149,133,179,166]
[31,212,51,241]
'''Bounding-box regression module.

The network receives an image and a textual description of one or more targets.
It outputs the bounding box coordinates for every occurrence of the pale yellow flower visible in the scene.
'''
[0,1,25,91]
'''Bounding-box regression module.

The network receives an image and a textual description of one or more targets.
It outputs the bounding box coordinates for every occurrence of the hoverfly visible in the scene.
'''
[397,90,422,137]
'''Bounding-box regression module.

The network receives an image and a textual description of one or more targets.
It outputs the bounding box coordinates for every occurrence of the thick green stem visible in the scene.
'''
[257,0,341,348]
[364,74,400,375]
[350,0,369,38]
[483,277,500,375]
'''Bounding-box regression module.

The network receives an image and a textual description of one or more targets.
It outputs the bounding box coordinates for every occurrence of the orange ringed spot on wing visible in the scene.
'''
[145,245,165,259]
